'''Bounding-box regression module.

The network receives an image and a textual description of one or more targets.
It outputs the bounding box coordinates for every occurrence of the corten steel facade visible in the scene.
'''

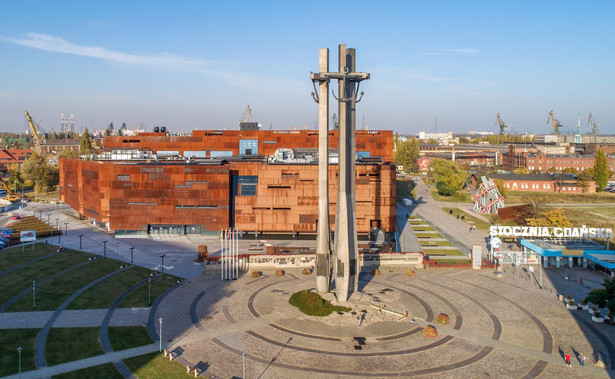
[60,157,396,235]
[103,129,394,163]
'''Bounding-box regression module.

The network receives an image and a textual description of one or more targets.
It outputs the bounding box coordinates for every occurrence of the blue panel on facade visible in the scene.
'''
[210,151,233,158]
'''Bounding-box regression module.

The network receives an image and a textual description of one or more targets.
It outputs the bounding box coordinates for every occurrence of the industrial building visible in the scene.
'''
[60,129,396,237]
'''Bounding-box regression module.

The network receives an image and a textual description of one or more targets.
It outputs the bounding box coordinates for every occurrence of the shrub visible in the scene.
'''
[436,181,454,196]
[423,325,438,338]
[594,310,602,318]
[405,269,415,277]
[288,290,351,317]
[371,269,381,276]
[250,271,261,278]
[580,299,587,306]
[565,294,573,300]
[436,313,450,325]
[302,267,312,275]
[274,269,285,277]
[567,300,576,306]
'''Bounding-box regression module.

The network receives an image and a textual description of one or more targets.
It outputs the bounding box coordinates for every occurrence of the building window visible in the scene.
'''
[117,175,130,181]
[233,175,258,196]
[210,151,233,157]
[239,139,258,156]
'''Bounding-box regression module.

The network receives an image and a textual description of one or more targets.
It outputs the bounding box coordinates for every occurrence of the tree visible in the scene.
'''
[20,152,59,192]
[525,208,572,227]
[430,158,468,195]
[512,167,530,175]
[394,138,420,173]
[80,128,92,155]
[6,168,23,191]
[584,278,615,324]
[58,149,80,158]
[493,178,509,198]
[594,150,610,191]
[521,193,552,220]
[458,137,470,144]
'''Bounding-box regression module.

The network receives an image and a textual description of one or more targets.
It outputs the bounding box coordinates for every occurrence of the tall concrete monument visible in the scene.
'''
[311,44,370,302]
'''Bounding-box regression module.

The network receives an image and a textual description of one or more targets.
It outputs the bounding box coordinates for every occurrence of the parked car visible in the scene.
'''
[0,228,13,233]
[10,215,20,220]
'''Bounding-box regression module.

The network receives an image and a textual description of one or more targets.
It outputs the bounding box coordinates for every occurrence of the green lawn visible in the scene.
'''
[0,329,39,376]
[8,258,122,311]
[119,274,179,308]
[68,266,157,310]
[431,189,474,203]
[431,259,471,265]
[0,243,60,273]
[289,290,351,316]
[46,327,104,366]
[420,241,452,247]
[0,250,92,306]
[411,227,435,232]
[506,190,615,204]
[414,233,442,238]
[442,208,492,232]
[124,352,193,378]
[52,363,122,379]
[423,249,464,256]
[108,326,153,351]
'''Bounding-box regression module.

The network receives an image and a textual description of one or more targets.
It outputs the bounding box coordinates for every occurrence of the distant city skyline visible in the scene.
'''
[0,1,613,135]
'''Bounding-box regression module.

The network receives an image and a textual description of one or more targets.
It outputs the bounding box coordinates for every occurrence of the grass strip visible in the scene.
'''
[8,258,121,311]
[0,329,39,376]
[442,208,492,232]
[420,241,453,247]
[108,326,153,351]
[46,327,104,366]
[119,274,179,308]
[0,243,59,272]
[52,363,122,379]
[124,352,193,378]
[68,266,156,310]
[0,250,92,306]
[424,249,464,256]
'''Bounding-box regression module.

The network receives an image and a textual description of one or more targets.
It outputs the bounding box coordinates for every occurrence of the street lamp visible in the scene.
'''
[78,235,83,250]
[159,318,163,352]
[64,222,68,236]
[17,346,22,379]
[103,241,107,258]
[243,352,246,378]
[148,275,153,306]
[55,218,60,244]
[32,280,36,309]
[160,254,166,272]
[48,214,52,239]
[130,247,135,264]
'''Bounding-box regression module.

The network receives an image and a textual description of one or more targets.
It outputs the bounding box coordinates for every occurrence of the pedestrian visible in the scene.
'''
[580,353,585,366]
[469,226,473,232]
[357,315,362,326]
[565,353,571,367]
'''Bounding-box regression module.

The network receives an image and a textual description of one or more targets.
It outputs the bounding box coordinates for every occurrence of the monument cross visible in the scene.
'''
[310,44,370,301]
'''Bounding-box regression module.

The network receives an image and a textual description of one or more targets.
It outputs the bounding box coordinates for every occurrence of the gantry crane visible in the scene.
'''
[547,110,563,134]
[495,113,510,135]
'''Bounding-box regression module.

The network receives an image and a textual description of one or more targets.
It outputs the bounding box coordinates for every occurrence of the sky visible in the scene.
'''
[1,1,614,136]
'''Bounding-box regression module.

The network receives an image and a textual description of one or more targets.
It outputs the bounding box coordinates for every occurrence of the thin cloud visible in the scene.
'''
[406,72,458,82]
[442,48,479,54]
[87,19,114,28]
[1,33,207,69]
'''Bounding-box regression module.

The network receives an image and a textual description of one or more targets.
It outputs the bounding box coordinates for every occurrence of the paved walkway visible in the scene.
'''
[407,177,490,256]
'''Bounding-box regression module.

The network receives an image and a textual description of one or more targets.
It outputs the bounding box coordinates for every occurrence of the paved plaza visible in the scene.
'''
[151,266,615,378]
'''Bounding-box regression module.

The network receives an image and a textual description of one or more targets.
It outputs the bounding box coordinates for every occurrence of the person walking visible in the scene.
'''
[580,353,585,366]
[565,353,571,367]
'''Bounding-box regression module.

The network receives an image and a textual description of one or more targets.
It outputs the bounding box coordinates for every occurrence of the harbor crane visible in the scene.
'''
[0,176,21,202]
[547,110,563,134]
[24,110,46,145]
[588,113,599,135]
[495,113,510,135]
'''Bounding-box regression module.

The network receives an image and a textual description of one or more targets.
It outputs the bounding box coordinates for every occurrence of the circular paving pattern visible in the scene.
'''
[156,269,615,378]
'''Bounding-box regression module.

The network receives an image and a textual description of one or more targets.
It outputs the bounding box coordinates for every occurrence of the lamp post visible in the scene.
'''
[32,280,36,309]
[55,218,60,244]
[38,210,42,219]
[103,241,107,258]
[148,275,152,305]
[160,254,166,272]
[64,222,68,236]
[48,214,52,239]
[159,318,163,352]
[78,235,83,250]
[130,247,135,264]
[242,352,246,378]
[17,346,22,379]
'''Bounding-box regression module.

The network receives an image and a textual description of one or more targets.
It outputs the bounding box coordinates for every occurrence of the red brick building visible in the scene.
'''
[489,173,596,193]
[0,149,33,173]
[60,130,396,236]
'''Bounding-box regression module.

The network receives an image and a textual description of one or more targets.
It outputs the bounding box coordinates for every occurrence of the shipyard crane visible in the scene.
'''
[547,110,563,134]
[240,105,253,123]
[495,113,510,135]
[24,110,46,145]
[588,113,599,135]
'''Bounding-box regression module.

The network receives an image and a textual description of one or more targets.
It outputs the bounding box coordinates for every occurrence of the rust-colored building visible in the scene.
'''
[60,130,396,236]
